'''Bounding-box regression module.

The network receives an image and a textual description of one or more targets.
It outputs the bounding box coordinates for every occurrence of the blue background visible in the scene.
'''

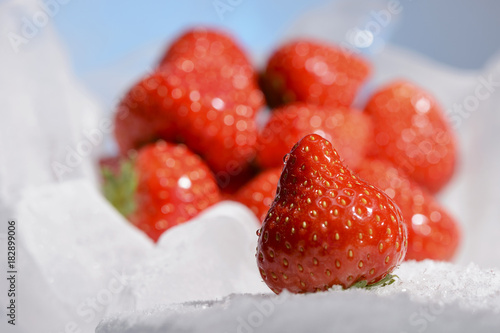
[51,0,500,84]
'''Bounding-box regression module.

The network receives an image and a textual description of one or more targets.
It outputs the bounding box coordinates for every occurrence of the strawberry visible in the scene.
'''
[114,65,260,188]
[261,40,371,108]
[256,103,372,170]
[114,71,179,155]
[98,155,123,178]
[158,27,264,111]
[115,28,264,189]
[234,167,282,223]
[257,134,407,293]
[364,80,458,193]
[169,74,259,184]
[355,158,460,261]
[217,165,258,197]
[103,141,221,242]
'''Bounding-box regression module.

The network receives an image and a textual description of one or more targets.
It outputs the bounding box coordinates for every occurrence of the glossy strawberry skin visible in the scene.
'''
[130,141,221,242]
[364,80,458,193]
[257,134,407,294]
[256,103,372,170]
[261,40,371,108]
[114,72,179,155]
[234,167,282,223]
[159,27,264,111]
[115,29,264,185]
[170,76,259,181]
[356,158,461,261]
[114,64,260,187]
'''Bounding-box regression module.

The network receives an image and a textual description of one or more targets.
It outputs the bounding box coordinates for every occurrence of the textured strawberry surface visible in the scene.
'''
[234,167,282,223]
[257,134,407,293]
[114,72,179,155]
[159,27,264,112]
[130,141,221,241]
[256,102,372,170]
[365,80,458,193]
[114,28,264,186]
[262,40,371,108]
[356,158,461,261]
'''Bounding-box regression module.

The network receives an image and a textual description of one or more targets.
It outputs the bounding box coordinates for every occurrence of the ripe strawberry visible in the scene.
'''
[217,165,258,197]
[234,167,282,223]
[114,71,179,155]
[158,27,264,111]
[115,28,265,187]
[256,103,372,170]
[261,40,371,108]
[355,158,460,261]
[364,80,458,193]
[114,65,260,188]
[103,141,221,242]
[257,134,407,293]
[170,76,259,184]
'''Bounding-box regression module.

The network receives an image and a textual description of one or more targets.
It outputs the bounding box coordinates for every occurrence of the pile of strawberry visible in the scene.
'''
[104,27,460,293]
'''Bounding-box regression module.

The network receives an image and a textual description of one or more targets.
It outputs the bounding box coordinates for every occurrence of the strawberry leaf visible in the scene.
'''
[102,159,137,218]
[350,274,399,290]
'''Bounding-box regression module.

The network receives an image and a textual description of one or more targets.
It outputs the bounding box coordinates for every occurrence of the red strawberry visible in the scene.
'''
[104,141,221,242]
[355,158,460,261]
[257,134,407,293]
[114,65,260,188]
[159,27,264,111]
[234,167,282,223]
[261,40,371,108]
[114,72,179,155]
[99,155,124,178]
[256,103,372,170]
[217,165,258,197]
[364,80,458,193]
[170,76,259,183]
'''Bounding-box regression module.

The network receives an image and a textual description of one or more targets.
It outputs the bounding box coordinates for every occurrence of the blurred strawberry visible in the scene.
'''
[261,40,371,108]
[169,75,259,187]
[256,103,372,170]
[159,27,264,111]
[217,164,258,197]
[356,158,461,261]
[103,141,221,242]
[114,28,264,190]
[234,167,282,223]
[364,80,458,193]
[114,72,180,155]
[114,65,259,176]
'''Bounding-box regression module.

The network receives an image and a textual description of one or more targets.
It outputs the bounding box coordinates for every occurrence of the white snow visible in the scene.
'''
[96,261,500,333]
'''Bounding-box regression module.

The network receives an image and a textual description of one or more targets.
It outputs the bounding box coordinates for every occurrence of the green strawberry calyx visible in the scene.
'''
[350,273,399,290]
[102,158,138,218]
